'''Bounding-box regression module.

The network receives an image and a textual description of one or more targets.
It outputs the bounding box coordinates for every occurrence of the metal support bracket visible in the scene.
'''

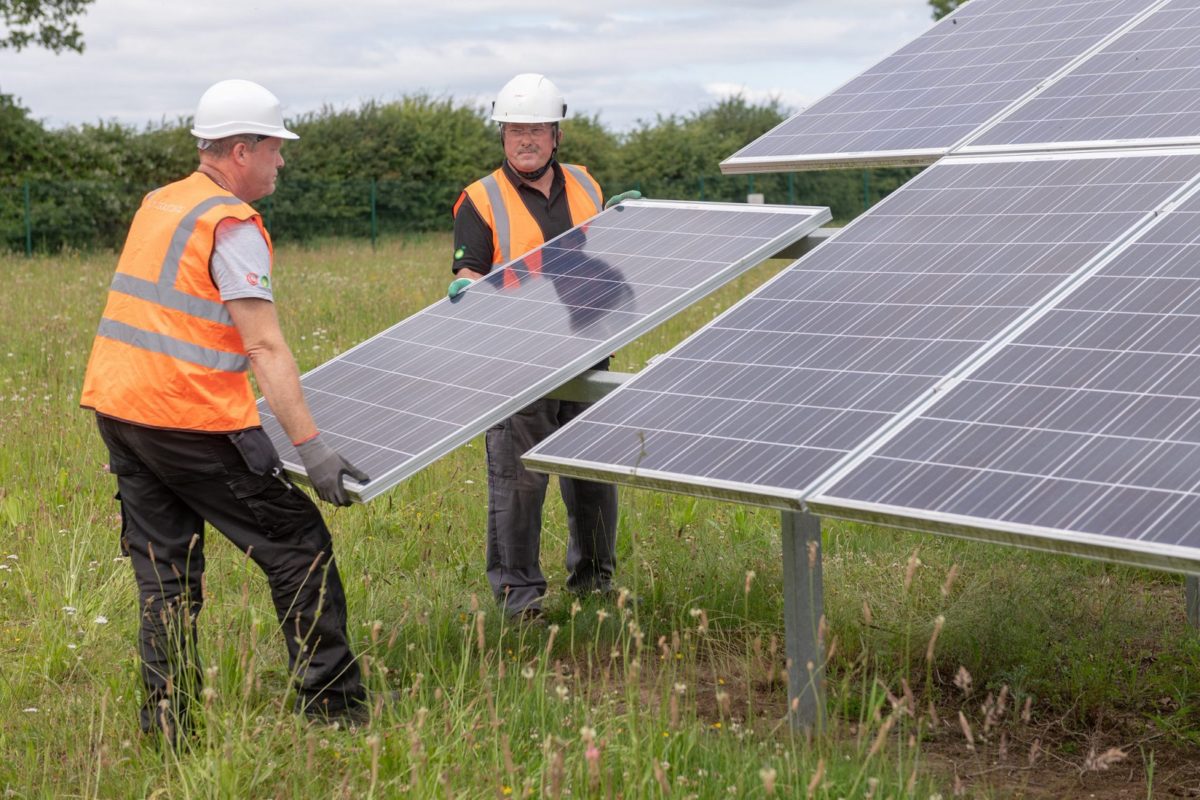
[782,510,825,730]
[770,226,837,260]
[545,370,633,404]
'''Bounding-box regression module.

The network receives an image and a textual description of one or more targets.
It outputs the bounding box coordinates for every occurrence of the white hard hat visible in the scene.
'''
[190,79,299,141]
[491,73,567,124]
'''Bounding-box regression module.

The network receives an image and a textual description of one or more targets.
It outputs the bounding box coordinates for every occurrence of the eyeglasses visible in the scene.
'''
[505,123,552,138]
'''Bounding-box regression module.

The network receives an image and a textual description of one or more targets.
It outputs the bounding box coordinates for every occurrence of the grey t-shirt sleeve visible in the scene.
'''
[211,218,274,302]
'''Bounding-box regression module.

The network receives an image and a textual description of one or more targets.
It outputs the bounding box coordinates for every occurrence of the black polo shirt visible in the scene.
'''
[451,160,576,275]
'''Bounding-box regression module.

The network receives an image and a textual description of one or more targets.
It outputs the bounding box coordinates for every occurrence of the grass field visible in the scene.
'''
[3,233,1200,798]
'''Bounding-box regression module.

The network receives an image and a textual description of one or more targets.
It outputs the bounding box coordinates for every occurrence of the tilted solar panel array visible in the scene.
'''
[525,152,1200,519]
[966,0,1200,152]
[811,176,1200,572]
[260,201,829,501]
[721,0,1160,172]
[525,0,1200,572]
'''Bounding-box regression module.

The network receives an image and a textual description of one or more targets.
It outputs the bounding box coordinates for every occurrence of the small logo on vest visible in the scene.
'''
[259,274,271,290]
[246,273,259,286]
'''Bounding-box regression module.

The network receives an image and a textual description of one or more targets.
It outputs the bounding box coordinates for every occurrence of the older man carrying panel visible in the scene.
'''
[448,73,640,622]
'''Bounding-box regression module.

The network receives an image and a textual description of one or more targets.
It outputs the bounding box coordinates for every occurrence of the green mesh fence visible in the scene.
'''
[4,169,915,255]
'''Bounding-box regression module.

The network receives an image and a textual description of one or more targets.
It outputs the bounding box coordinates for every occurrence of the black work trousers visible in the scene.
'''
[485,397,618,615]
[95,415,364,737]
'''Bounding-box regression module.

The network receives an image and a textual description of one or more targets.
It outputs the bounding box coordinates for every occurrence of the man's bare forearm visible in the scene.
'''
[226,297,318,445]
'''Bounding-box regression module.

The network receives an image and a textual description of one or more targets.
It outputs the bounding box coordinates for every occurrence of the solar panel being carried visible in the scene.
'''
[965,0,1200,153]
[810,172,1200,572]
[720,0,1159,173]
[259,200,830,502]
[524,150,1200,510]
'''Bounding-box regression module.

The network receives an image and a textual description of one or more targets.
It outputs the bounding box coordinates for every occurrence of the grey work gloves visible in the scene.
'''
[604,190,642,209]
[295,434,370,507]
[447,277,473,298]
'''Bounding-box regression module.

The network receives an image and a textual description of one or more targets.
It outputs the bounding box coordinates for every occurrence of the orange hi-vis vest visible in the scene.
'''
[454,163,602,267]
[80,172,270,433]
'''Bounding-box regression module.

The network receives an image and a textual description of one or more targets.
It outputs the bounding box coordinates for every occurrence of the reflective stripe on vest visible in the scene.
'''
[108,273,231,325]
[159,196,248,287]
[460,163,602,267]
[561,163,603,211]
[480,173,512,264]
[106,195,245,329]
[96,317,249,372]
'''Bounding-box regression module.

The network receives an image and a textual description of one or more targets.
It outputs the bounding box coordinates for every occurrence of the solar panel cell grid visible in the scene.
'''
[526,152,1200,509]
[972,0,1200,149]
[722,0,1155,171]
[821,195,1200,555]
[259,201,830,501]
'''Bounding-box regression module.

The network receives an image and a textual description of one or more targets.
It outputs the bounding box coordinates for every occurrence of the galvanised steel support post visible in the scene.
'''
[781,509,825,730]
[1187,576,1199,629]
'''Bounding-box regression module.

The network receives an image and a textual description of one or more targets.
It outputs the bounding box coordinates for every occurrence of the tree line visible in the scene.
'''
[1,90,919,252]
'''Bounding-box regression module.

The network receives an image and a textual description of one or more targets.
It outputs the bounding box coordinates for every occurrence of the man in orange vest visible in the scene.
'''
[448,74,640,622]
[81,80,370,740]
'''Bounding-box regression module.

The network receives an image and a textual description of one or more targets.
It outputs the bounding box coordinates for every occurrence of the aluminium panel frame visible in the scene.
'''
[720,148,946,174]
[958,137,1200,158]
[805,496,1200,573]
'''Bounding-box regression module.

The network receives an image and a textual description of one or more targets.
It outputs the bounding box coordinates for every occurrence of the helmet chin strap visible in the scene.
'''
[511,154,556,181]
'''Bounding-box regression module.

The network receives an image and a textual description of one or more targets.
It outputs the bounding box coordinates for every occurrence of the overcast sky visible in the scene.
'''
[0,1,935,132]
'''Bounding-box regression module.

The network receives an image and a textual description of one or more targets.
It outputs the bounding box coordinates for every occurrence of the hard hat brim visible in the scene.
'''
[491,113,563,124]
[189,122,300,140]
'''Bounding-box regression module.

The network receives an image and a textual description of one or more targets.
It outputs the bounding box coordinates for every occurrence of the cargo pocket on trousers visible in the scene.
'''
[228,428,284,476]
[486,423,519,481]
[228,472,317,539]
[105,454,143,558]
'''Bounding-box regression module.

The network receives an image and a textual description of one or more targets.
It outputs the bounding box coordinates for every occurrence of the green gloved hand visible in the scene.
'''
[604,190,643,209]
[447,277,473,298]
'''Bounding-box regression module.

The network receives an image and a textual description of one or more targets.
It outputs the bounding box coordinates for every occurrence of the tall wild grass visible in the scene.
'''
[1,236,1197,797]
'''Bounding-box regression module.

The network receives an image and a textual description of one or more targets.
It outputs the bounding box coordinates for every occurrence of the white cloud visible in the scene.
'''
[0,0,933,132]
[702,82,818,115]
